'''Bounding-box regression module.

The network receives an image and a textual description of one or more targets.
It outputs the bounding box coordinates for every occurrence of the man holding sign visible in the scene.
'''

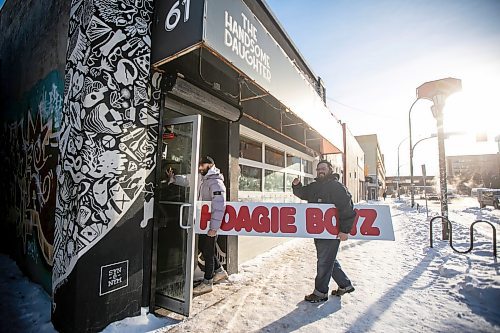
[292,160,356,303]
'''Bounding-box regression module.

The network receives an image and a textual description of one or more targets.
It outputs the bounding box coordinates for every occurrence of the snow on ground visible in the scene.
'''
[159,198,499,333]
[0,256,176,333]
[0,254,54,333]
[1,197,499,332]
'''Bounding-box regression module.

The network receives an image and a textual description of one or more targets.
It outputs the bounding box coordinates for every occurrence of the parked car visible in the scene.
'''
[427,192,440,201]
[471,187,488,198]
[478,189,500,209]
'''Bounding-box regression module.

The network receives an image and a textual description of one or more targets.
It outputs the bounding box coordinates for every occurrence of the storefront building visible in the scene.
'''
[355,134,386,200]
[1,0,344,332]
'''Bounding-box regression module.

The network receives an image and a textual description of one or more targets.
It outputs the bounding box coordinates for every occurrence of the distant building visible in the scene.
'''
[386,176,437,197]
[342,124,365,202]
[447,154,500,192]
[323,123,365,202]
[355,134,386,200]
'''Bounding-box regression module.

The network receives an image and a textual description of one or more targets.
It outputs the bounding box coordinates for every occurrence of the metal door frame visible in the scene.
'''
[150,114,201,316]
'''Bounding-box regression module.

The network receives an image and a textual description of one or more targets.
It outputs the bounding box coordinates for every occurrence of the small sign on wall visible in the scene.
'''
[99,260,129,296]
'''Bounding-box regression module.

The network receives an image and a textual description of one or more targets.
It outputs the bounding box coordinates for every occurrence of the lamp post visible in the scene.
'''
[416,78,462,240]
[410,133,437,210]
[397,137,408,200]
[412,134,437,153]
[408,99,419,208]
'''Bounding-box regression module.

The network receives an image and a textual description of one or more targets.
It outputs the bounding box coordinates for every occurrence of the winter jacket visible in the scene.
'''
[174,166,227,230]
[292,174,357,234]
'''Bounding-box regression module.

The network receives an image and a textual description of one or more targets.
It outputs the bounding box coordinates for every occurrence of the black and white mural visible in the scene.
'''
[53,0,160,292]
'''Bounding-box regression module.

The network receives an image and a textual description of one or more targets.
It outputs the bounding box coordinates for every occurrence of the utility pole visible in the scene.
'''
[416,77,462,240]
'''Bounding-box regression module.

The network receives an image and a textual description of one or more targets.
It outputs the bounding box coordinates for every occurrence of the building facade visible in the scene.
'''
[1,0,347,331]
[386,176,437,197]
[447,154,500,192]
[342,123,365,203]
[355,134,386,200]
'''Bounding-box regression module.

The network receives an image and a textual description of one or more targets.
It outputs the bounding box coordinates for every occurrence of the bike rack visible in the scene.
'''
[429,215,497,257]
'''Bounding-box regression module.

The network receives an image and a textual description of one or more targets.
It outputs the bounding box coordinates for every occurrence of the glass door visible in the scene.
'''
[151,115,200,316]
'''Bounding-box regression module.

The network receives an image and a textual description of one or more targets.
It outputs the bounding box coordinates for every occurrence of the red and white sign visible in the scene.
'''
[195,202,394,241]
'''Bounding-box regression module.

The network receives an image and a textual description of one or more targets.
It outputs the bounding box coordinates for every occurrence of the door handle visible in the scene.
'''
[179,203,192,230]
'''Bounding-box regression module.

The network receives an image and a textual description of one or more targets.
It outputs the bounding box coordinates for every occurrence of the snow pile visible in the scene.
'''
[0,254,54,333]
[101,308,178,333]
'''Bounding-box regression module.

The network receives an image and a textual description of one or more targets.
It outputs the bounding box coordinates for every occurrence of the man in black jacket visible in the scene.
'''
[292,160,356,303]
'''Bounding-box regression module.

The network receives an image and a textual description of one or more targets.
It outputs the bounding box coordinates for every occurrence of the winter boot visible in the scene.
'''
[304,291,328,303]
[193,279,213,296]
[331,285,355,297]
[213,268,229,284]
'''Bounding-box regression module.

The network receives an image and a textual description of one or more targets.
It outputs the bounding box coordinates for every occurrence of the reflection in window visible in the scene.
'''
[265,170,284,192]
[286,154,301,171]
[285,173,299,192]
[240,137,262,162]
[304,177,314,186]
[265,146,284,167]
[239,165,262,191]
[302,159,313,174]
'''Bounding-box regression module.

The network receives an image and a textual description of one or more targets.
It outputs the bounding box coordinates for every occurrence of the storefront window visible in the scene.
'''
[286,154,301,171]
[264,170,284,192]
[239,165,262,191]
[304,176,314,186]
[240,137,262,162]
[285,173,299,192]
[265,146,284,167]
[302,159,313,174]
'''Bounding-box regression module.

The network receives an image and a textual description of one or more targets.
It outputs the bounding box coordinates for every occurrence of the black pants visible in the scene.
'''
[198,234,221,280]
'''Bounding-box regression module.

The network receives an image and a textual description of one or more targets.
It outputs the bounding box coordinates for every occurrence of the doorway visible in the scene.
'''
[151,115,201,316]
[150,96,231,316]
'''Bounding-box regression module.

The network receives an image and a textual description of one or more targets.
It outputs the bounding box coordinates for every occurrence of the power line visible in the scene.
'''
[326,96,399,120]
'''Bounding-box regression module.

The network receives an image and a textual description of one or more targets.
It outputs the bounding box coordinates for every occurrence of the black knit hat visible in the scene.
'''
[199,155,215,165]
[317,160,333,170]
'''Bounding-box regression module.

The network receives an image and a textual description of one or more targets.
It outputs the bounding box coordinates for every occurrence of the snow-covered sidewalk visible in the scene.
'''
[1,199,499,332]
[161,199,499,333]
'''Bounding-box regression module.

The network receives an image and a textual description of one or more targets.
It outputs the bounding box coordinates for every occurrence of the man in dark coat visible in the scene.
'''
[292,160,356,302]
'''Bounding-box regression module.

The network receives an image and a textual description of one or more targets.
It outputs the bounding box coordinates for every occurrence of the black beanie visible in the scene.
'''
[199,156,215,164]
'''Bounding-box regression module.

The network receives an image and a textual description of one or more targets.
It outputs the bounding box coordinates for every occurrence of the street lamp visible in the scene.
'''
[412,134,437,153]
[416,78,462,240]
[408,98,420,208]
[397,137,408,200]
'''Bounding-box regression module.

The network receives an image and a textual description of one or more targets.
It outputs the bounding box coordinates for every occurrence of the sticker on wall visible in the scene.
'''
[99,260,129,296]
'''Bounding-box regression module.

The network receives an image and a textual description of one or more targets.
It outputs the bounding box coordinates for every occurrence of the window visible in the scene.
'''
[286,154,301,171]
[240,137,262,162]
[264,170,284,192]
[265,146,284,167]
[239,165,262,191]
[285,173,299,192]
[304,177,314,186]
[302,159,313,174]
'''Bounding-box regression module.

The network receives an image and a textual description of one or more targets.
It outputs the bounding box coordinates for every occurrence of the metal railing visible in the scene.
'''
[429,215,497,257]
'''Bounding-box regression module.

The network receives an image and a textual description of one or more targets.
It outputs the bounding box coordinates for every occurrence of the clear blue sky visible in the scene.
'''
[1,0,498,176]
[266,0,500,176]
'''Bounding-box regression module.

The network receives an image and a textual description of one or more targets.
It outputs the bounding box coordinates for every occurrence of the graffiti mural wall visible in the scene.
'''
[0,71,64,292]
[53,0,159,294]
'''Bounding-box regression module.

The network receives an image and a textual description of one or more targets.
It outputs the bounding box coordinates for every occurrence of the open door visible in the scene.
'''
[151,115,201,316]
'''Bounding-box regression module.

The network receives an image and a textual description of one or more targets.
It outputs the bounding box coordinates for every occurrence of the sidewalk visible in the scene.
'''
[1,199,499,332]
[158,199,499,332]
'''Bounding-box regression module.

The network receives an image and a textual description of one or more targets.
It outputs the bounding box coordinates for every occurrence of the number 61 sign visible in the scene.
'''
[165,0,191,31]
